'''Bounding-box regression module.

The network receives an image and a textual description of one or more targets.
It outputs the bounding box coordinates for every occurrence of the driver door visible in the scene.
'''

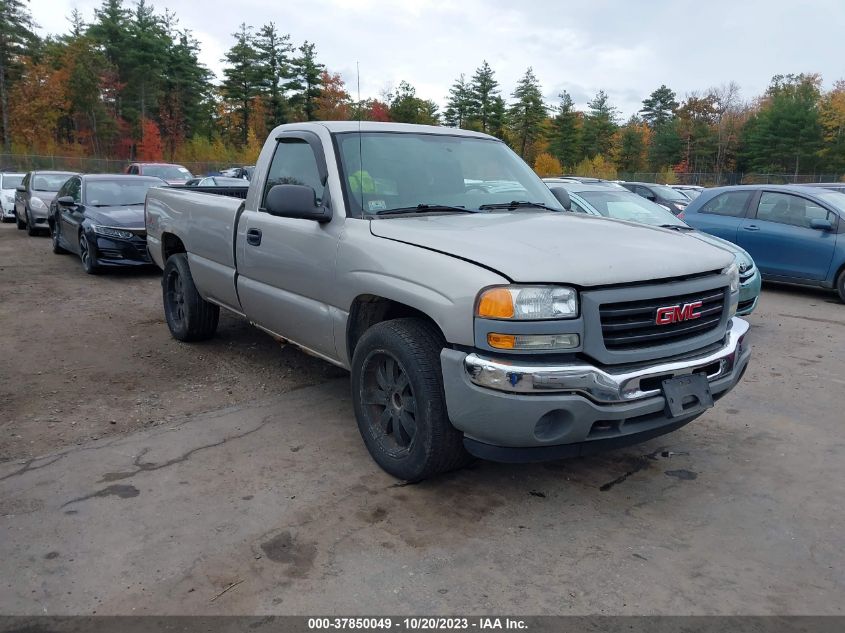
[59,177,83,253]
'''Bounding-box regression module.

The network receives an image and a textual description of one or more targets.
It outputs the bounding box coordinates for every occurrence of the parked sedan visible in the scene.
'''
[1,172,24,222]
[48,174,163,274]
[125,162,192,185]
[544,180,762,315]
[682,185,845,302]
[186,176,250,187]
[621,181,691,215]
[671,184,704,200]
[15,170,76,235]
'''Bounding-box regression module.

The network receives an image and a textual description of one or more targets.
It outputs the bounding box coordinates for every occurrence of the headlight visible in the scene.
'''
[92,225,134,240]
[723,263,739,294]
[30,197,46,210]
[3,194,13,203]
[476,285,578,320]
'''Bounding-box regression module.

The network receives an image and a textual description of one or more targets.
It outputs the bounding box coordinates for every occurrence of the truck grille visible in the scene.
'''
[599,288,726,350]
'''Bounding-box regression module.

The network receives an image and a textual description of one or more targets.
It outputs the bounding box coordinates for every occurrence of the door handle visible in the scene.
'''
[743,224,760,231]
[246,228,262,246]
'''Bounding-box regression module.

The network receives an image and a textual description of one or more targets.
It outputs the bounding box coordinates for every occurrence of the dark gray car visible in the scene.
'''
[622,181,691,215]
[15,170,76,236]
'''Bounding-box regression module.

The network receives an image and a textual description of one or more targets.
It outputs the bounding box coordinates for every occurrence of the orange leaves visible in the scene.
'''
[136,117,163,161]
[533,152,562,177]
[8,59,70,152]
[314,71,351,121]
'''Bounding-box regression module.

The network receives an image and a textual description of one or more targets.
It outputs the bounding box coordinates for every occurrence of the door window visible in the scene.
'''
[756,192,835,228]
[700,191,753,217]
[65,178,82,203]
[262,139,325,208]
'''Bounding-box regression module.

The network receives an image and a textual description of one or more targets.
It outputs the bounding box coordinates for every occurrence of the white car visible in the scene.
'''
[1,172,25,222]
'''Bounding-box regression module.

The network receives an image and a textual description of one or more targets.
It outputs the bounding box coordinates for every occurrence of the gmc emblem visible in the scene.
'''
[655,301,703,325]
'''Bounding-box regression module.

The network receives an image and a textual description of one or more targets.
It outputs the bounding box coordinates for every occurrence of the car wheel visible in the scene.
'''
[837,269,845,303]
[351,318,470,482]
[78,232,100,274]
[162,253,219,341]
[16,211,25,230]
[50,222,67,254]
[25,209,39,236]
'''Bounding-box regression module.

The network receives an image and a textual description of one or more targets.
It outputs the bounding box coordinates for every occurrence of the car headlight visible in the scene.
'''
[476,285,578,320]
[30,197,46,210]
[92,225,134,240]
[3,194,13,203]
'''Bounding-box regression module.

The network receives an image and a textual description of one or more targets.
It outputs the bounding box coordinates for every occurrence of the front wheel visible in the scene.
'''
[78,232,99,274]
[351,318,470,481]
[26,210,38,236]
[16,211,25,230]
[162,253,219,341]
[837,269,845,303]
[51,222,67,254]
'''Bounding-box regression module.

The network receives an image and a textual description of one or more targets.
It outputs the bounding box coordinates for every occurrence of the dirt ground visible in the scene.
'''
[0,222,343,461]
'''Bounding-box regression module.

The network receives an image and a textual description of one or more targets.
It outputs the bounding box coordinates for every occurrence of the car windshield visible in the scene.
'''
[813,190,845,213]
[337,132,563,216]
[2,174,23,189]
[651,184,689,201]
[680,189,702,200]
[33,173,74,191]
[142,165,191,181]
[579,190,686,227]
[85,179,160,206]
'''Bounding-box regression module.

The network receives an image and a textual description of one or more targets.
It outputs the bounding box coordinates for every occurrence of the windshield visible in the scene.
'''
[2,174,24,189]
[680,188,702,200]
[337,132,563,216]
[85,179,160,206]
[141,165,192,181]
[33,173,74,191]
[651,184,689,201]
[813,190,845,213]
[579,191,687,227]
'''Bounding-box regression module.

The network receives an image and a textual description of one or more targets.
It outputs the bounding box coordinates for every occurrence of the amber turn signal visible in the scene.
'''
[476,288,515,319]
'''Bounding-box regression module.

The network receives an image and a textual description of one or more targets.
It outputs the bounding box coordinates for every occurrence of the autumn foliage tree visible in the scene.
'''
[314,71,351,121]
[135,117,163,160]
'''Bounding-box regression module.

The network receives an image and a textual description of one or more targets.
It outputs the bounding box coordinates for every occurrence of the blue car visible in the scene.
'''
[681,185,845,303]
[543,180,762,315]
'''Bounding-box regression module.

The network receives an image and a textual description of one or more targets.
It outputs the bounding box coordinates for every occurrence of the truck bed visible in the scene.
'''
[145,186,246,312]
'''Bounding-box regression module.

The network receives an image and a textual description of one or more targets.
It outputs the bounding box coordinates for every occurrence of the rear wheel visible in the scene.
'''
[51,222,67,254]
[836,269,845,303]
[162,253,219,341]
[351,318,470,481]
[79,233,99,274]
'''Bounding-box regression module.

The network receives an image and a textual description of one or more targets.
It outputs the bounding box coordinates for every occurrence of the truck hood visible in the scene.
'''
[369,212,734,286]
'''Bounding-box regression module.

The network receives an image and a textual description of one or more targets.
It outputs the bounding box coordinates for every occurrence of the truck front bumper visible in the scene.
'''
[441,318,751,462]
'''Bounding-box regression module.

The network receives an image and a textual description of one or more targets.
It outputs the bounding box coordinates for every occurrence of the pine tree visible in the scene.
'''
[443,73,470,128]
[389,80,438,125]
[615,116,647,173]
[288,40,324,121]
[549,91,581,168]
[221,23,261,144]
[467,60,500,134]
[640,84,678,128]
[254,23,292,126]
[0,0,38,150]
[508,67,546,159]
[582,90,618,158]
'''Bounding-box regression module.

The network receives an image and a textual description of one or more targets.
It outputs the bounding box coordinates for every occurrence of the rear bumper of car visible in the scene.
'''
[441,318,751,461]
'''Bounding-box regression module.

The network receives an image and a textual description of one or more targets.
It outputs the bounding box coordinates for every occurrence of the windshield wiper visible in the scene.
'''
[478,201,561,212]
[373,204,480,216]
[658,224,694,231]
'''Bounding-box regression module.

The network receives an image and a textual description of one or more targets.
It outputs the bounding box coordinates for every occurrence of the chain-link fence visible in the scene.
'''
[618,172,845,186]
[0,154,231,176]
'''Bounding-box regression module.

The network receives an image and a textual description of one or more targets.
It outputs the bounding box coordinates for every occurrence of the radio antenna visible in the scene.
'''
[357,61,363,210]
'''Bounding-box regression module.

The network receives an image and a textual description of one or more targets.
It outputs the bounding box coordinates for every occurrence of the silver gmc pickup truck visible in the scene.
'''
[145,121,751,481]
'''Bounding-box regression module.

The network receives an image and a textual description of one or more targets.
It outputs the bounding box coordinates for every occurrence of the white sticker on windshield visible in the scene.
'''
[367,200,386,212]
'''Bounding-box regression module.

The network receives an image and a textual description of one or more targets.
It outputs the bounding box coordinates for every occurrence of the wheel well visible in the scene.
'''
[347,295,441,360]
[162,233,186,261]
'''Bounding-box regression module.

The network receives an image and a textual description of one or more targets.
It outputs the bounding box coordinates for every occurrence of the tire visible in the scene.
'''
[50,222,67,254]
[837,269,845,303]
[351,318,470,481]
[78,232,100,274]
[26,210,38,236]
[162,253,219,341]
[16,211,25,230]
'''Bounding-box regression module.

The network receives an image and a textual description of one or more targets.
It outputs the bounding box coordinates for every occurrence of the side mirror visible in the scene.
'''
[264,184,331,223]
[57,196,76,207]
[809,218,833,231]
[548,187,572,211]
[16,185,26,192]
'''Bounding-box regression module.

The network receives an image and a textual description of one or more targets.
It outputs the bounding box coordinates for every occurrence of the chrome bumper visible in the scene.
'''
[464,318,750,403]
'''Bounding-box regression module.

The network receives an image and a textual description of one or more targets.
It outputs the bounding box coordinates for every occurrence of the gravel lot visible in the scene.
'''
[1,220,843,615]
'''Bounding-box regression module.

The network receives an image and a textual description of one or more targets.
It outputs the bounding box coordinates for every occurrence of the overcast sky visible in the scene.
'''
[29,0,845,118]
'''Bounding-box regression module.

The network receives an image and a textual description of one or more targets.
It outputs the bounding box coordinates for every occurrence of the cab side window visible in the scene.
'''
[66,178,82,203]
[700,191,752,217]
[262,139,325,208]
[756,192,836,228]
